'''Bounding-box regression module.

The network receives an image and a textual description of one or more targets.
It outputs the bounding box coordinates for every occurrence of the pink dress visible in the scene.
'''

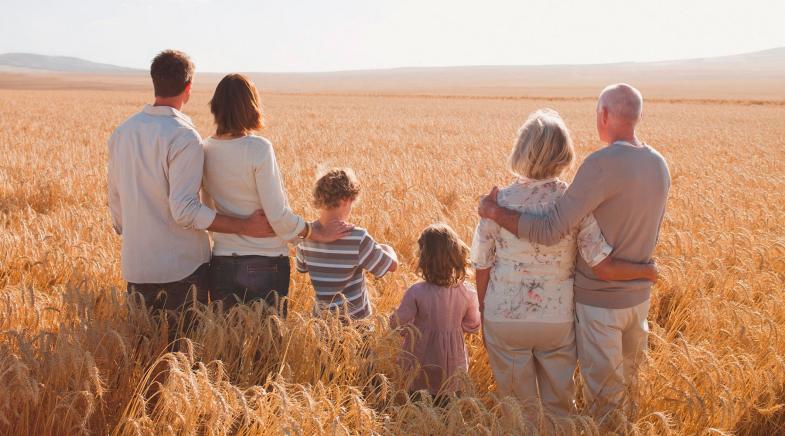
[390,281,481,394]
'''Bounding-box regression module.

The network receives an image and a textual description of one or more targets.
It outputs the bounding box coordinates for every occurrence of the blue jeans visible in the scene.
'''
[208,255,291,316]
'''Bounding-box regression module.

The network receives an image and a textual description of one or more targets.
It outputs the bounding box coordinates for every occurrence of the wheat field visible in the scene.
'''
[1,85,784,435]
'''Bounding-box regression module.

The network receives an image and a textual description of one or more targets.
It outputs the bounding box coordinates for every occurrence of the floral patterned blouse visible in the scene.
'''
[470,178,612,323]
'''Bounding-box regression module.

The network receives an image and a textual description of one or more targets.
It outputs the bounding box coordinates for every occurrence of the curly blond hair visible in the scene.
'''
[416,223,470,288]
[312,168,360,209]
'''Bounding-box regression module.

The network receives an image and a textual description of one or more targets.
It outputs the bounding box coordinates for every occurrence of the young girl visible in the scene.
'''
[390,223,481,399]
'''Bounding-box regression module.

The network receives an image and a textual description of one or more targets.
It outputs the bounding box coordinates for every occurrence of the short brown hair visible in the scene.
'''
[416,223,470,288]
[150,50,194,97]
[210,74,264,136]
[313,168,360,209]
[509,109,575,180]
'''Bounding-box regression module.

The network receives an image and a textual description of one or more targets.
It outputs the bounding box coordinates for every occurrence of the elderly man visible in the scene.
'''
[478,84,670,417]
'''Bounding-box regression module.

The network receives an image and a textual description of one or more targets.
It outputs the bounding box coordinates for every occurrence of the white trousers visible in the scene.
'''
[483,320,577,416]
[575,300,650,417]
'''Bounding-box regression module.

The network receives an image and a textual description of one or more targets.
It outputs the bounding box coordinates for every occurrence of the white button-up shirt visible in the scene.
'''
[108,105,216,283]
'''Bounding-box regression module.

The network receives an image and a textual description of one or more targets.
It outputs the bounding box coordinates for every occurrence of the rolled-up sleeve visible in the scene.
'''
[577,214,613,267]
[253,141,305,242]
[470,219,499,269]
[167,130,216,230]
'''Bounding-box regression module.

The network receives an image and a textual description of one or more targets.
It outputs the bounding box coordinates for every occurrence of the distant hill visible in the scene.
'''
[0,53,141,73]
[1,48,784,100]
[235,47,785,100]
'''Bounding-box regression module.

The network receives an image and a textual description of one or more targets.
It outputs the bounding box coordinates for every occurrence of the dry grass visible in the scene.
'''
[1,87,784,435]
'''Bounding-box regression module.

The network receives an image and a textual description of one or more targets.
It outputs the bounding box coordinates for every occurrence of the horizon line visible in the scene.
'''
[1,45,783,75]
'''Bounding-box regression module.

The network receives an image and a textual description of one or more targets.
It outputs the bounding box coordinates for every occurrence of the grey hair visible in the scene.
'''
[598,83,643,122]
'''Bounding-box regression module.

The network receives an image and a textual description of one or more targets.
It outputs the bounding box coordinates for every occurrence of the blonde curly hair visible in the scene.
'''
[312,168,360,209]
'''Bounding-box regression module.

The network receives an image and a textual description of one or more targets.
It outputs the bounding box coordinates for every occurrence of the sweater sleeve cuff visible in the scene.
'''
[193,207,217,231]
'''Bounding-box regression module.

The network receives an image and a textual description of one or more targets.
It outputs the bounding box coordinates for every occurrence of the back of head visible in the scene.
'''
[312,168,360,209]
[598,83,643,124]
[210,74,264,136]
[417,223,469,288]
[150,50,194,98]
[509,108,575,180]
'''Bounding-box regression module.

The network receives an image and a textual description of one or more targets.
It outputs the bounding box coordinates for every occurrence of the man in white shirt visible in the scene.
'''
[107,50,274,317]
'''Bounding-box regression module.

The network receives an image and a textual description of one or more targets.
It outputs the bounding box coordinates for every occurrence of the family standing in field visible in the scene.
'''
[107,50,670,421]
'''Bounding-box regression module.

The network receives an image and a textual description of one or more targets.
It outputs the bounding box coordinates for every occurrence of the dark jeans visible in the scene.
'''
[127,263,210,312]
[127,263,210,348]
[208,255,291,316]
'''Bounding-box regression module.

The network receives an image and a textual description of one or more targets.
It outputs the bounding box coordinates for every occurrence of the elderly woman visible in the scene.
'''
[470,109,657,415]
[201,74,351,315]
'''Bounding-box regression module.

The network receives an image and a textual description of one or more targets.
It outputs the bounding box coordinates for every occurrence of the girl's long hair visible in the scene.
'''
[416,223,470,288]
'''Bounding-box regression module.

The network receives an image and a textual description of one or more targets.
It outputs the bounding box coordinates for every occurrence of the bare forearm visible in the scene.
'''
[207,214,248,235]
[475,268,491,309]
[593,257,657,282]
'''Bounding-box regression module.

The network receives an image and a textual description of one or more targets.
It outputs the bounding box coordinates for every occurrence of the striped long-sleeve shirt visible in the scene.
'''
[295,227,396,320]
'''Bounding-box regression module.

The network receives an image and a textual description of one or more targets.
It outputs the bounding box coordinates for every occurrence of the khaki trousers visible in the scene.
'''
[575,300,650,418]
[483,320,577,416]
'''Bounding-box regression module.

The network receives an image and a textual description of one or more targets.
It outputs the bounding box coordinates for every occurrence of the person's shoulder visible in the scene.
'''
[201,136,218,149]
[458,281,477,294]
[499,180,522,195]
[498,179,530,200]
[245,135,273,151]
[170,120,201,144]
[241,135,273,161]
[405,281,430,295]
[643,144,671,182]
[112,110,147,135]
[584,146,615,163]
[244,134,272,146]
[319,227,368,247]
[350,227,371,241]
[120,110,145,125]
[644,143,668,163]
[583,144,641,172]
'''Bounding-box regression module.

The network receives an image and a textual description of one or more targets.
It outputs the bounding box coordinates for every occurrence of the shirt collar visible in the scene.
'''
[142,104,195,128]
[612,140,647,149]
[517,176,560,187]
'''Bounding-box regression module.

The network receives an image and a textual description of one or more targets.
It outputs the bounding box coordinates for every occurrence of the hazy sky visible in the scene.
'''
[2,0,785,72]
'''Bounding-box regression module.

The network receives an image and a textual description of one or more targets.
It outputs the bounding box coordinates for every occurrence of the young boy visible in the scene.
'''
[295,168,398,320]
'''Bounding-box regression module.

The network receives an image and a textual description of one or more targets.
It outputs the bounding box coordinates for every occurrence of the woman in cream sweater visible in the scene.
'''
[201,74,350,316]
